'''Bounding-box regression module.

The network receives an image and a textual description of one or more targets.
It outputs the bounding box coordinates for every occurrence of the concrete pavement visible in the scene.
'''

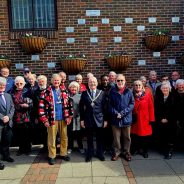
[0,146,184,184]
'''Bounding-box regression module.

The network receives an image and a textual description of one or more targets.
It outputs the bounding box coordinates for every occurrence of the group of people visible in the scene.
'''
[0,67,183,169]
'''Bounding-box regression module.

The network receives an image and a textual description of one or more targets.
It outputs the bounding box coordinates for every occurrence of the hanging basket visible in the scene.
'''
[106,55,133,71]
[0,59,11,69]
[60,59,87,74]
[144,35,170,51]
[19,36,47,54]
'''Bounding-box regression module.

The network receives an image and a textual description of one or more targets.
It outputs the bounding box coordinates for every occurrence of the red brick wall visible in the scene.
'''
[0,0,184,85]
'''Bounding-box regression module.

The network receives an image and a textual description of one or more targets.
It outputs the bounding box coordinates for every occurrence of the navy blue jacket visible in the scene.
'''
[79,89,107,128]
[108,86,134,127]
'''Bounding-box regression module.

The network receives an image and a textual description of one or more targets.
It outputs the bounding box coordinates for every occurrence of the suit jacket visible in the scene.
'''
[0,93,15,128]
[79,89,107,128]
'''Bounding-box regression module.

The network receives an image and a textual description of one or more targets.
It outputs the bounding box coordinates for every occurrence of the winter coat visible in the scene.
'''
[131,91,155,136]
[108,86,134,127]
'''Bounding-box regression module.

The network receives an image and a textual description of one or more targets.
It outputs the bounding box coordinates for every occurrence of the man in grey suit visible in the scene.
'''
[0,77,15,169]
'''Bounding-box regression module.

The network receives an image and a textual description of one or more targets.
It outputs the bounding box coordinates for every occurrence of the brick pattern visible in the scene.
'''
[0,0,183,84]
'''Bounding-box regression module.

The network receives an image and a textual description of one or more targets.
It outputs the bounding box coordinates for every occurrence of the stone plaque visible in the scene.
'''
[47,62,56,68]
[125,18,133,24]
[90,27,98,32]
[67,38,75,43]
[138,60,146,65]
[172,36,180,41]
[172,17,180,23]
[148,17,157,23]
[137,26,145,31]
[153,52,160,57]
[113,26,122,32]
[114,37,122,43]
[90,37,98,43]
[66,27,74,33]
[78,19,86,25]
[15,63,24,69]
[31,55,40,61]
[68,75,76,81]
[102,18,109,24]
[168,59,176,65]
[86,10,100,16]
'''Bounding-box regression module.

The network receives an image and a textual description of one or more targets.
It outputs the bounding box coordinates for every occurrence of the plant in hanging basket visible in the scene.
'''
[59,54,87,74]
[0,55,11,69]
[144,29,171,51]
[105,51,133,71]
[19,33,47,54]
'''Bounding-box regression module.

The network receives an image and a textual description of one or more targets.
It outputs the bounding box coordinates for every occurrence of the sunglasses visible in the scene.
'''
[117,80,124,82]
[16,83,23,85]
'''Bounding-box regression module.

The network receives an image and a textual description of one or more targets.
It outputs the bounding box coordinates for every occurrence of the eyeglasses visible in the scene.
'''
[117,80,124,82]
[162,78,168,81]
[16,83,23,85]
[135,84,142,86]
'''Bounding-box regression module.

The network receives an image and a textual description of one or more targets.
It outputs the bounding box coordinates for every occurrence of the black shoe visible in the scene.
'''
[142,152,148,158]
[85,156,92,162]
[0,163,5,170]
[3,157,14,162]
[60,155,70,161]
[48,158,55,165]
[164,152,172,159]
[97,155,105,161]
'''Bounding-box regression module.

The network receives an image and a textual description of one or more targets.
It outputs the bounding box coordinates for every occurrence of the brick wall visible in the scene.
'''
[0,0,184,85]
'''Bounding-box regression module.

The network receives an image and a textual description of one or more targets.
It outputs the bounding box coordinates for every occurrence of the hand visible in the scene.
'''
[20,103,28,108]
[103,121,108,128]
[80,121,85,128]
[161,119,168,123]
[117,113,122,119]
[44,122,50,127]
[2,116,9,123]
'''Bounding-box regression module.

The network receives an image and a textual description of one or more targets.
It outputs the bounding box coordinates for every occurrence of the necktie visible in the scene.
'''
[92,90,95,99]
[0,94,6,107]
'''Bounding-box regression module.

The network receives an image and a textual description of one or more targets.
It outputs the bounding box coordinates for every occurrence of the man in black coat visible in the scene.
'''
[80,76,108,162]
[0,77,15,170]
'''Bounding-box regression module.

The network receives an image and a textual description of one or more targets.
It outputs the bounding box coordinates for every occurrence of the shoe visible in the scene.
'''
[67,149,72,154]
[79,149,85,154]
[85,156,92,162]
[3,157,14,162]
[142,152,148,158]
[124,152,131,161]
[60,155,70,161]
[48,158,55,165]
[97,155,105,161]
[0,163,5,170]
[164,152,172,159]
[16,151,23,156]
[111,154,119,161]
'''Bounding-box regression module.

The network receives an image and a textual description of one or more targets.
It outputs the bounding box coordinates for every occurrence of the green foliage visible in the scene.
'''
[0,55,8,60]
[59,54,86,60]
[151,29,170,36]
[105,51,131,58]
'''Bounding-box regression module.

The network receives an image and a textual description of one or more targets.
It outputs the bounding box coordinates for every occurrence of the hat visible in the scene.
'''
[24,68,30,72]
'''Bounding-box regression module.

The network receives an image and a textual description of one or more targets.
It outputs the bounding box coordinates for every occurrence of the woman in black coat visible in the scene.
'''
[155,81,177,159]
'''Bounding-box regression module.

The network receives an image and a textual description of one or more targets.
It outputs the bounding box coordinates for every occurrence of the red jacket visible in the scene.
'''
[131,91,155,136]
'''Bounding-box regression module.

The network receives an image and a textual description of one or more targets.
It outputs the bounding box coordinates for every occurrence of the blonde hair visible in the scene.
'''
[133,80,145,91]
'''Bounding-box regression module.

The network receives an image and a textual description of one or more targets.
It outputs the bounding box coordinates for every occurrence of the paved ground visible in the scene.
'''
[0,145,184,184]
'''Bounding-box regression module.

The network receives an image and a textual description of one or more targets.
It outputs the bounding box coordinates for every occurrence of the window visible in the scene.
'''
[9,0,57,30]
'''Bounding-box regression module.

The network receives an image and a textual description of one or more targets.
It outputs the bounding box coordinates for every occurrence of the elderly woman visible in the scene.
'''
[175,79,184,145]
[11,76,33,156]
[131,80,155,158]
[155,81,177,159]
[67,81,84,154]
[75,74,87,93]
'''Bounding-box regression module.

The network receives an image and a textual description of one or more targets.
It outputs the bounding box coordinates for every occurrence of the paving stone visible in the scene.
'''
[166,159,184,174]
[129,159,174,176]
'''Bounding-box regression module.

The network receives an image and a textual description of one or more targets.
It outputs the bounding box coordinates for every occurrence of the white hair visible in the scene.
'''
[139,76,147,81]
[15,76,26,85]
[0,77,7,85]
[149,70,157,76]
[161,81,171,91]
[109,71,117,76]
[176,79,184,86]
[37,75,47,82]
[75,74,83,80]
[68,81,80,92]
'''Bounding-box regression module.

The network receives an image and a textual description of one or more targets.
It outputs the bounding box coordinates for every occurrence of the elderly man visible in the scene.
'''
[108,71,117,88]
[39,74,73,165]
[0,67,14,93]
[59,71,67,90]
[0,77,15,169]
[80,76,108,162]
[170,71,180,91]
[108,74,134,161]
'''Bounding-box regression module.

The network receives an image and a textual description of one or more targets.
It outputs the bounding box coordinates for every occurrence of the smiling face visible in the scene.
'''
[69,85,78,95]
[0,68,9,78]
[88,77,98,90]
[116,75,126,89]
[51,76,61,88]
[161,84,170,96]
[15,79,25,90]
[134,81,143,93]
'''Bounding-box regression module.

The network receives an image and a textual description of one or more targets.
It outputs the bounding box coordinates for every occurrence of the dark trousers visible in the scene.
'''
[85,127,104,158]
[0,125,13,159]
[67,128,83,150]
[103,125,113,152]
[14,123,32,153]
[131,134,150,153]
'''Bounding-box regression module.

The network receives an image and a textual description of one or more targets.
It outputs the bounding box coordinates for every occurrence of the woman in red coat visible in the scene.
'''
[131,80,155,158]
